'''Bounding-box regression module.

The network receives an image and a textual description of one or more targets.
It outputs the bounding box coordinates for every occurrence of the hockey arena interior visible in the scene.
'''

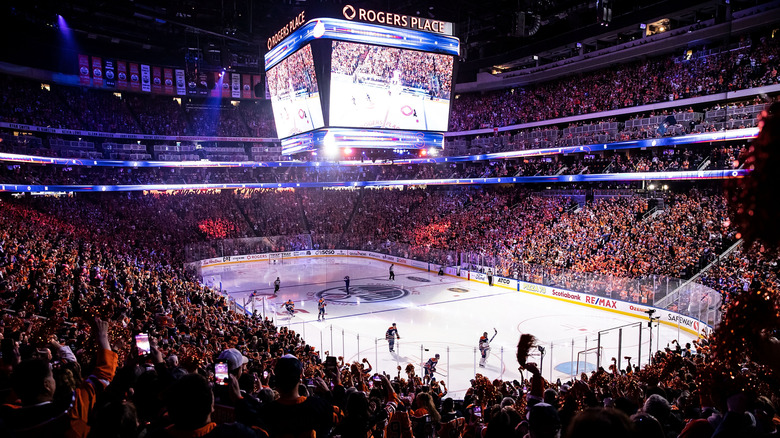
[1,1,780,437]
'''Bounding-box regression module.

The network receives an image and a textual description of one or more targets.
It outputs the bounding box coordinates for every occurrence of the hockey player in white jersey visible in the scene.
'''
[479,328,497,367]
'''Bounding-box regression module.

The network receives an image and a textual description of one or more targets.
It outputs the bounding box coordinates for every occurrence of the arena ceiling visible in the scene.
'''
[0,0,768,81]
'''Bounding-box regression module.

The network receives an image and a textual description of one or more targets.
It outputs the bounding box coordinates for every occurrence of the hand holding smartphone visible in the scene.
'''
[215,362,229,385]
[135,333,150,356]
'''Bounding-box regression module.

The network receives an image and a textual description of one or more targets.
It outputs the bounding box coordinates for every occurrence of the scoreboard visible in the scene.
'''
[264,12,459,155]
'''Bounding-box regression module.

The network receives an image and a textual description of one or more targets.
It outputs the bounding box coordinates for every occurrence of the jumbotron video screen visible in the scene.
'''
[329,41,454,131]
[266,45,325,139]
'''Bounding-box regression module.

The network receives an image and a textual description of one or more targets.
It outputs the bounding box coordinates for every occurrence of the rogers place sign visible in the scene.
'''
[342,5,453,35]
[267,11,307,50]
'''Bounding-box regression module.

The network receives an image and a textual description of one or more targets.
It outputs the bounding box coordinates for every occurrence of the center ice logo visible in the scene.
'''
[315,284,410,303]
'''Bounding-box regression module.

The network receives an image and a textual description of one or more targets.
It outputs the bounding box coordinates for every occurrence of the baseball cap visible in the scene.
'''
[528,402,561,433]
[275,354,303,383]
[218,348,249,371]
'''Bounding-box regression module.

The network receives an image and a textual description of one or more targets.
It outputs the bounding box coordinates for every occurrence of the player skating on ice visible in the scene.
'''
[274,277,280,296]
[479,328,498,367]
[317,298,327,321]
[386,323,400,352]
[423,353,440,383]
[284,299,295,318]
[389,264,395,281]
[344,275,350,296]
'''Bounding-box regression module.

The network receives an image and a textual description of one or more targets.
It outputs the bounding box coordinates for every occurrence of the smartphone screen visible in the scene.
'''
[135,334,150,356]
[473,406,482,417]
[373,375,382,381]
[263,370,269,379]
[215,362,229,385]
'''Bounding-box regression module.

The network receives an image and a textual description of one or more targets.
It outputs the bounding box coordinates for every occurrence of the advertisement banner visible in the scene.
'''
[151,66,162,93]
[104,59,116,88]
[197,72,208,96]
[163,68,174,95]
[242,74,252,99]
[140,64,151,92]
[129,63,140,91]
[212,72,222,98]
[91,56,103,87]
[231,73,241,98]
[221,73,231,98]
[174,69,186,95]
[78,54,91,86]
[117,61,127,89]
[253,75,263,100]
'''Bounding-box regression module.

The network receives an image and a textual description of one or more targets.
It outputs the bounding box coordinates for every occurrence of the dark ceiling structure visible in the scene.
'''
[0,0,766,82]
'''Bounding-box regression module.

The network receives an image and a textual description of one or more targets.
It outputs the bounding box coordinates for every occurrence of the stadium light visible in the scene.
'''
[313,20,326,38]
[343,147,353,156]
[323,132,338,156]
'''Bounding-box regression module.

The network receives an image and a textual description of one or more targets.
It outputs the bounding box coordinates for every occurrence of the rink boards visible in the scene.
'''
[191,249,712,337]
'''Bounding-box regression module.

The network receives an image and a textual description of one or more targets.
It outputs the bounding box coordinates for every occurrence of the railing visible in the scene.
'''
[184,234,314,263]
[459,256,722,326]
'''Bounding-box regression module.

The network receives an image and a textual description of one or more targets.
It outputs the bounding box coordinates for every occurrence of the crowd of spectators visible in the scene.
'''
[266,45,319,99]
[0,186,775,438]
[0,140,743,189]
[0,74,276,140]
[449,34,779,131]
[331,41,453,99]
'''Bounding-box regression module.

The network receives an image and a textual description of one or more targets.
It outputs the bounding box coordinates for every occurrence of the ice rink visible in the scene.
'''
[200,256,699,399]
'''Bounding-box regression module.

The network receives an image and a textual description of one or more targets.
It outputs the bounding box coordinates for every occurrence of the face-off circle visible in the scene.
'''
[315,284,410,304]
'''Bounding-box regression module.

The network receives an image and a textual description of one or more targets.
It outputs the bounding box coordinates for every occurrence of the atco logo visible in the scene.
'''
[315,284,410,304]
[343,5,357,20]
[497,277,511,285]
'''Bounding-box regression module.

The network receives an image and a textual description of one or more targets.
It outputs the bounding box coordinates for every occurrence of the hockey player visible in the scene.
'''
[344,275,350,295]
[389,264,395,281]
[386,323,400,352]
[479,328,498,367]
[424,353,440,383]
[274,277,280,296]
[317,298,327,321]
[284,299,295,317]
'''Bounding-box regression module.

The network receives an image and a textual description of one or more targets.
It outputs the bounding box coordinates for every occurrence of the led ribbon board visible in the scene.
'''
[264,18,460,70]
[0,169,749,193]
[0,127,759,167]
